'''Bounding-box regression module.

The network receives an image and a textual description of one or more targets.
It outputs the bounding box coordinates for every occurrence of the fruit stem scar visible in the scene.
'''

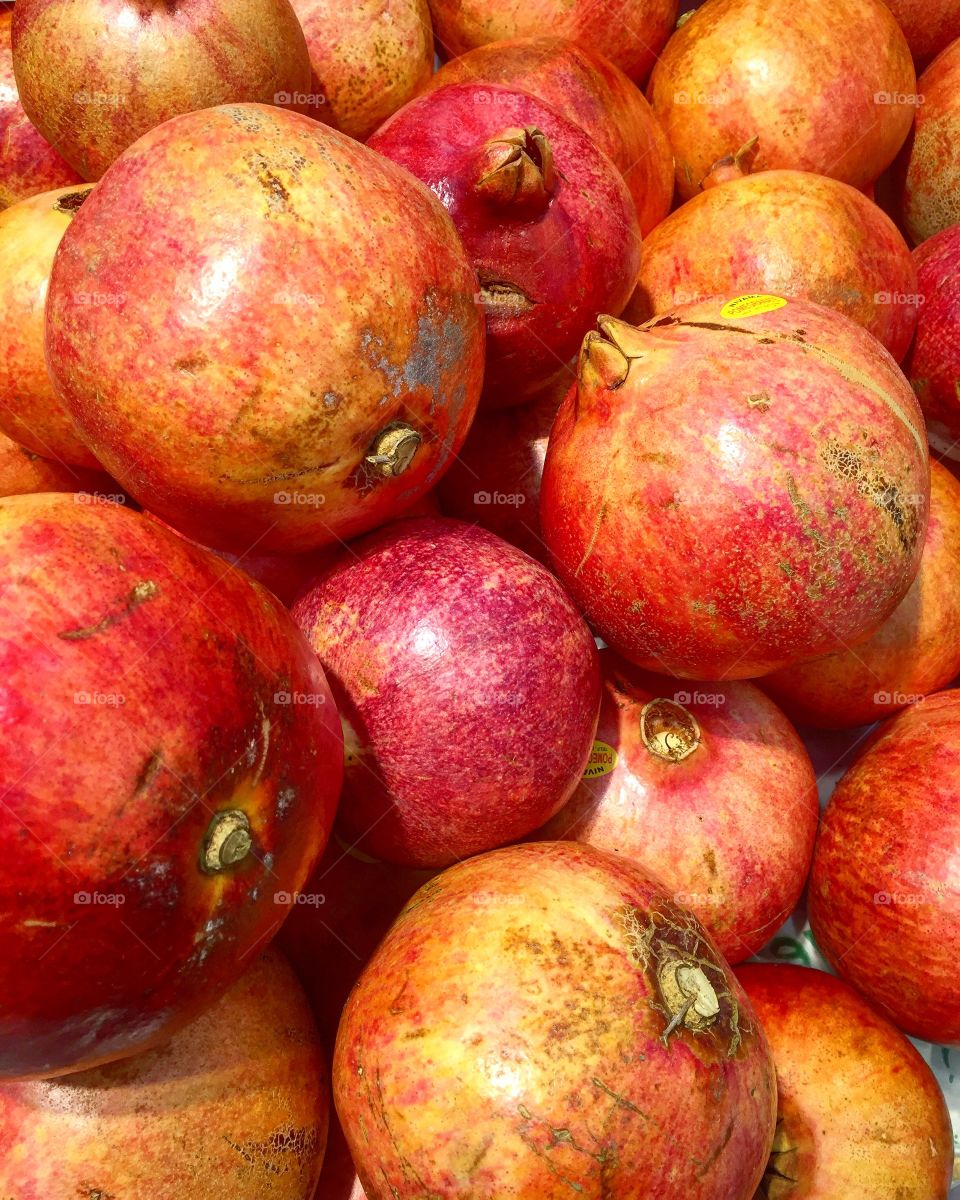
[365,424,421,478]
[200,810,252,874]
[640,698,701,762]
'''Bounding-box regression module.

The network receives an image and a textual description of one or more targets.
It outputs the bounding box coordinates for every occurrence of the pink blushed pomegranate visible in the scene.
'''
[437,371,568,563]
[0,950,329,1198]
[737,964,954,1198]
[626,170,919,361]
[424,37,674,235]
[11,0,313,180]
[907,223,960,457]
[0,494,343,1079]
[541,296,929,679]
[334,841,777,1199]
[0,430,116,498]
[46,103,485,554]
[897,39,960,244]
[292,517,600,867]
[761,460,960,728]
[369,83,641,406]
[809,689,960,1046]
[0,11,81,208]
[537,652,819,962]
[886,0,960,66]
[649,0,916,201]
[0,183,101,467]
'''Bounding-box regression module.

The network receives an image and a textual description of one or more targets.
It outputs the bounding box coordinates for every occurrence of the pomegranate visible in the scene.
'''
[0,10,81,208]
[897,39,960,245]
[0,431,116,498]
[437,371,568,563]
[737,964,955,1198]
[0,493,343,1079]
[626,169,919,361]
[908,224,960,459]
[0,183,101,466]
[292,517,600,867]
[369,83,640,406]
[424,37,674,235]
[278,837,433,1040]
[537,651,819,963]
[809,689,960,1046]
[886,0,960,66]
[315,1112,366,1199]
[335,841,777,1199]
[46,103,484,554]
[541,296,929,679]
[426,0,678,83]
[11,0,312,180]
[0,950,329,1198]
[649,0,916,201]
[290,0,433,141]
[761,460,960,728]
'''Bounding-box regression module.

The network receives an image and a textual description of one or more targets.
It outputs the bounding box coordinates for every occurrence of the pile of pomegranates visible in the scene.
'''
[1,0,959,1194]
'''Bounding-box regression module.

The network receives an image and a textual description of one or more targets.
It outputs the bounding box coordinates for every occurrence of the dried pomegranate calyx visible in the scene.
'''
[640,698,702,762]
[365,424,422,478]
[474,126,556,211]
[201,809,252,873]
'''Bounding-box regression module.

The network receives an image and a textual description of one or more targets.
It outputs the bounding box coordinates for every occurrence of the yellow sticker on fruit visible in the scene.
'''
[583,740,619,779]
[720,294,788,319]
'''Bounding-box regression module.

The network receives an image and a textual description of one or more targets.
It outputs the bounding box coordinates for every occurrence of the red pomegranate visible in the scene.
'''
[0,431,116,498]
[542,297,929,679]
[537,652,818,963]
[46,103,485,554]
[897,39,960,245]
[437,371,567,563]
[292,517,600,867]
[649,0,916,201]
[369,82,641,406]
[427,0,677,83]
[886,0,960,66]
[315,1112,367,1199]
[0,494,343,1079]
[0,11,81,208]
[289,0,433,141]
[809,689,960,1046]
[335,841,777,1200]
[278,837,433,1040]
[11,0,312,180]
[626,169,919,361]
[0,950,329,1198]
[737,964,955,1198]
[761,460,960,728]
[907,225,960,462]
[0,183,101,466]
[424,37,674,235]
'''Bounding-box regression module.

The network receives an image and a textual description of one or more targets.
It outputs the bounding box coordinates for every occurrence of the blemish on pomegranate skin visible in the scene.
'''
[58,580,159,641]
[54,190,90,215]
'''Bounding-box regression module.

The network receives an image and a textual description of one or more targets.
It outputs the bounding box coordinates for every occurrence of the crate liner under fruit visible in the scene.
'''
[756,724,960,1189]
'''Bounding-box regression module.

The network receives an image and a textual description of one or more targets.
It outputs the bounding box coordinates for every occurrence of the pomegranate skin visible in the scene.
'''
[369,82,641,407]
[898,40,960,245]
[334,841,777,1200]
[0,950,329,1199]
[537,652,819,963]
[737,964,955,1200]
[290,0,434,141]
[809,689,960,1046]
[292,517,600,868]
[0,494,344,1079]
[0,183,101,467]
[626,169,919,361]
[0,431,116,498]
[886,0,960,67]
[907,224,960,461]
[541,297,929,680]
[761,460,960,729]
[437,372,568,563]
[45,103,485,554]
[426,0,678,83]
[649,0,916,201]
[11,0,312,180]
[0,11,81,208]
[424,37,674,235]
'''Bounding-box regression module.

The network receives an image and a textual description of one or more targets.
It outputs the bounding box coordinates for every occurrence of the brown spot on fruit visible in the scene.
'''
[58,580,159,640]
[640,698,701,762]
[55,190,91,215]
